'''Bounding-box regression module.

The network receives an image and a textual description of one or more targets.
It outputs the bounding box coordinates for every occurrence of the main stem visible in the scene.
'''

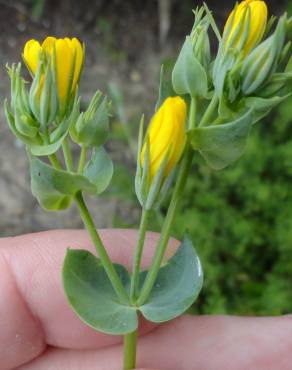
[136,96,197,306]
[74,191,129,303]
[130,208,151,302]
[123,330,137,370]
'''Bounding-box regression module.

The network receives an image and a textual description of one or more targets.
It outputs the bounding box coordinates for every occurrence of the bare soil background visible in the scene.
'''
[0,0,285,236]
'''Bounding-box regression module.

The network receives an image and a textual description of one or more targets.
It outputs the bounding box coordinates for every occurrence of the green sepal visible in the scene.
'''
[62,249,138,335]
[139,235,203,322]
[14,108,39,138]
[83,146,114,195]
[155,64,175,111]
[189,110,253,170]
[241,15,287,95]
[172,36,208,97]
[135,126,175,210]
[29,56,44,122]
[257,72,292,98]
[4,100,42,146]
[29,155,96,210]
[135,115,148,206]
[144,151,169,210]
[39,62,58,127]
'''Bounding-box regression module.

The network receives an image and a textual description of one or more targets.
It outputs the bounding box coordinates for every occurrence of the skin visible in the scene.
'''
[0,229,291,370]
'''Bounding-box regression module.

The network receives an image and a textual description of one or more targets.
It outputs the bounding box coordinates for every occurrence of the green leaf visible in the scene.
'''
[139,236,203,322]
[83,147,113,194]
[172,36,208,97]
[244,95,291,123]
[29,156,96,210]
[62,249,138,335]
[30,130,69,156]
[189,110,253,170]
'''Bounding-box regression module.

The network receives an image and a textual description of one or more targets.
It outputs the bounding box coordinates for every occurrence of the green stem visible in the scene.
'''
[136,97,197,306]
[199,94,218,127]
[189,96,197,130]
[74,191,129,303]
[78,145,87,174]
[62,137,74,172]
[123,330,137,370]
[48,153,62,170]
[130,209,151,302]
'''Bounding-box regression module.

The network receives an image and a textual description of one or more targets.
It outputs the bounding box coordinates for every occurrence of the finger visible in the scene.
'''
[18,315,292,370]
[0,229,178,369]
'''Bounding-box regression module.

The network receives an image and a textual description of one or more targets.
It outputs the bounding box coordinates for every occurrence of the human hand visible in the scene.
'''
[0,229,291,370]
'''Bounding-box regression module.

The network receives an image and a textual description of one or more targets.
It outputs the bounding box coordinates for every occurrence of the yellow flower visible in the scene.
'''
[23,37,84,103]
[224,0,268,55]
[141,97,186,180]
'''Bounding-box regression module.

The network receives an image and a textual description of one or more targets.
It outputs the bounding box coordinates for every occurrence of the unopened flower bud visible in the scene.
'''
[23,37,84,111]
[224,0,268,56]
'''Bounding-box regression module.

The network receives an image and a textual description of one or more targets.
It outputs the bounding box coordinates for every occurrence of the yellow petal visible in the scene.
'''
[244,1,268,54]
[71,38,84,91]
[23,39,41,74]
[55,38,75,101]
[42,36,56,54]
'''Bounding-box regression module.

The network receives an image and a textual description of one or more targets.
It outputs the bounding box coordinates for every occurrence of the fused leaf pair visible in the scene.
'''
[62,236,203,335]
[29,147,113,210]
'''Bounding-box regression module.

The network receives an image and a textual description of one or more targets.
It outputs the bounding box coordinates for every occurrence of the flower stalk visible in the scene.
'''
[130,208,151,302]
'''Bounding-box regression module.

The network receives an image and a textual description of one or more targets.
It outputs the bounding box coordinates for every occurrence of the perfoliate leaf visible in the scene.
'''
[83,147,113,194]
[63,249,137,335]
[189,110,253,170]
[245,95,291,124]
[29,155,96,210]
[30,130,69,156]
[139,236,203,322]
[172,36,208,97]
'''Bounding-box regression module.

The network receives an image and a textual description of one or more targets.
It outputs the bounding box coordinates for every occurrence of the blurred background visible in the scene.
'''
[0,0,291,315]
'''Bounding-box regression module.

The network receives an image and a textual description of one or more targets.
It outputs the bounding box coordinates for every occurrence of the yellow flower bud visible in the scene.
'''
[224,0,268,55]
[23,37,84,104]
[141,97,186,180]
